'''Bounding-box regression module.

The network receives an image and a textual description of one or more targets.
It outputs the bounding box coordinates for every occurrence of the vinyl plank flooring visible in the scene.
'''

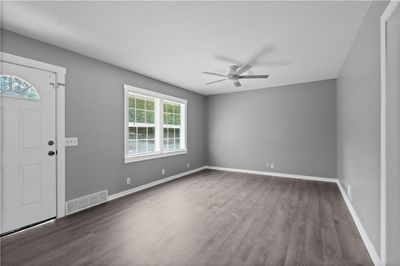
[1,169,373,266]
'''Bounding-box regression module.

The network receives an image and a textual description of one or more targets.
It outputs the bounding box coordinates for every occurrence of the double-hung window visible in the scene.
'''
[124,84,187,163]
[163,101,182,151]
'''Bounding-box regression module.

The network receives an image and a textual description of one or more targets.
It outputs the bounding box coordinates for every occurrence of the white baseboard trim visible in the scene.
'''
[205,165,338,183]
[336,181,381,266]
[107,166,207,201]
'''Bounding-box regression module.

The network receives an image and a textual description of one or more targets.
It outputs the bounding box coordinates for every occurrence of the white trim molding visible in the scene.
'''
[124,149,188,163]
[337,181,382,266]
[206,166,338,183]
[108,166,206,201]
[1,52,67,218]
[380,2,399,264]
[1,52,66,76]
[107,165,337,203]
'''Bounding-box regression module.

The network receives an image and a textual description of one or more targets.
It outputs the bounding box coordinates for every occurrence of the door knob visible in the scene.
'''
[48,140,54,146]
[48,151,55,156]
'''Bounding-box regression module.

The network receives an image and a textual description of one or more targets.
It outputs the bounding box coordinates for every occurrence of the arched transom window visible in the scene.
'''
[0,75,40,100]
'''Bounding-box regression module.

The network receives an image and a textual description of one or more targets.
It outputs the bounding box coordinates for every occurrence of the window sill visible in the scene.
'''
[124,149,188,163]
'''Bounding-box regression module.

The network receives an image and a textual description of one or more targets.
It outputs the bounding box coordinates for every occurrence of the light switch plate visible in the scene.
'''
[65,137,78,146]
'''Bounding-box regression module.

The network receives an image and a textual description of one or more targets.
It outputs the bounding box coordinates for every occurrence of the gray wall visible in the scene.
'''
[1,29,207,200]
[206,79,337,178]
[337,0,388,255]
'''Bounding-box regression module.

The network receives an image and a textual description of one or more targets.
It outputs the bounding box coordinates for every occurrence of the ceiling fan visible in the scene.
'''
[203,65,269,87]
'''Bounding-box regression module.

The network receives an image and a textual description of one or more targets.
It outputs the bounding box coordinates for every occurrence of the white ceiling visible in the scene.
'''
[1,1,370,95]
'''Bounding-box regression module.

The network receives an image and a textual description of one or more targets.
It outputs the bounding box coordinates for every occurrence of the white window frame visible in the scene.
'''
[124,84,187,163]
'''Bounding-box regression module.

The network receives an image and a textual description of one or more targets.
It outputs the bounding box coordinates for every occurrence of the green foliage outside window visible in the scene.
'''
[128,94,156,155]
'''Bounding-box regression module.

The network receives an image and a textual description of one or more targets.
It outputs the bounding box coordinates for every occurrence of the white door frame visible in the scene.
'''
[380,1,399,264]
[1,52,67,218]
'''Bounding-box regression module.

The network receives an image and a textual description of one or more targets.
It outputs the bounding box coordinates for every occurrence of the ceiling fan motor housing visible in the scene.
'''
[229,65,239,73]
[227,74,239,81]
[203,64,268,87]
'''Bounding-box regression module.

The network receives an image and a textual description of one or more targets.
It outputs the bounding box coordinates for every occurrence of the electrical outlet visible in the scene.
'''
[347,184,352,201]
[162,169,165,175]
[126,177,131,185]
[65,137,78,146]
[266,163,275,169]
[186,162,190,168]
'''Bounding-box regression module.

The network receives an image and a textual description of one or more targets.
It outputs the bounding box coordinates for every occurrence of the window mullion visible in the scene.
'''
[159,99,164,153]
[181,103,186,150]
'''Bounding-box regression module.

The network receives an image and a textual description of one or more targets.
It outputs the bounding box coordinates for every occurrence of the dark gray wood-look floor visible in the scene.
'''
[1,170,372,266]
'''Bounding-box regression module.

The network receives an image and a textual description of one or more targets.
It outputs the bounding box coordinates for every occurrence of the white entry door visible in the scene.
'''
[1,61,57,234]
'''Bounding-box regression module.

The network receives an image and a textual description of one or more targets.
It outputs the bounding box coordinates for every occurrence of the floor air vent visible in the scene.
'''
[66,190,108,215]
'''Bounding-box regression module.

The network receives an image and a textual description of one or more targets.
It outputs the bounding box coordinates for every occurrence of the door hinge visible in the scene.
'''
[49,74,65,89]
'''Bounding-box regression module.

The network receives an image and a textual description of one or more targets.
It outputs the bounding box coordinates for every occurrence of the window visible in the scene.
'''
[0,75,40,100]
[128,95,156,155]
[124,84,187,163]
[163,101,182,151]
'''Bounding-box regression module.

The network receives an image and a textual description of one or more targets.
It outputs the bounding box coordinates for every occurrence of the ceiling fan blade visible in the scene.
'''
[233,81,241,87]
[214,55,242,65]
[238,75,269,79]
[256,60,290,66]
[246,46,275,65]
[234,64,253,75]
[205,79,226,85]
[202,72,226,78]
